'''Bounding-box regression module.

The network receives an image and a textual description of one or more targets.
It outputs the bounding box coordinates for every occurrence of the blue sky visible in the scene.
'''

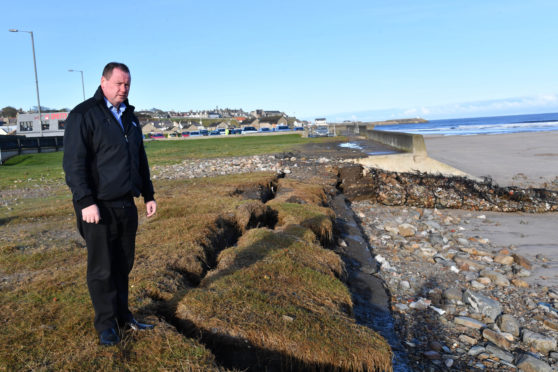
[3,0,558,121]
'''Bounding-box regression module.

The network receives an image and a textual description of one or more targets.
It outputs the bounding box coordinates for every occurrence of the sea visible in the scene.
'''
[372,112,558,136]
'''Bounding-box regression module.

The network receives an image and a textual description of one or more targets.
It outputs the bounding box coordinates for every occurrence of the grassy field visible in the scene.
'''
[0,134,337,189]
[0,134,392,371]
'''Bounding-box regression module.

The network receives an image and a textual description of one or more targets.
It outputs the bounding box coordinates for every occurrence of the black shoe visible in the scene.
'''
[127,318,154,331]
[99,328,120,346]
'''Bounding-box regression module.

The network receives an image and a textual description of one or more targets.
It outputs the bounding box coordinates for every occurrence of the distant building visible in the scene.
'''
[250,109,285,119]
[314,118,327,126]
[16,112,69,137]
[259,116,288,129]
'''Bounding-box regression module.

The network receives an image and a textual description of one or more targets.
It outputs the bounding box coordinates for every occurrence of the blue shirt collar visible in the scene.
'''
[104,97,126,114]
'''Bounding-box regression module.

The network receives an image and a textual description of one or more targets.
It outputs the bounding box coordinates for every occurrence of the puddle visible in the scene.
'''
[339,142,398,156]
[339,142,364,150]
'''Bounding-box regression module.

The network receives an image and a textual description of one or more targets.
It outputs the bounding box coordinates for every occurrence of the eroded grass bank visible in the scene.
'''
[0,171,392,371]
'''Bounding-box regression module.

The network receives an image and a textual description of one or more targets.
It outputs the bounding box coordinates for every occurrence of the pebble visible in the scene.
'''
[485,344,514,363]
[516,354,553,372]
[454,316,486,330]
[498,314,520,337]
[522,329,558,354]
[463,290,502,322]
[482,328,511,350]
[351,201,558,370]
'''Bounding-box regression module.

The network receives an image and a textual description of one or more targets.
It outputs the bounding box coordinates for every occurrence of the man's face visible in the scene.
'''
[101,68,131,107]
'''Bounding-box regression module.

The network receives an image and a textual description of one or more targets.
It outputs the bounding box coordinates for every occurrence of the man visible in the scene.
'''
[63,62,157,346]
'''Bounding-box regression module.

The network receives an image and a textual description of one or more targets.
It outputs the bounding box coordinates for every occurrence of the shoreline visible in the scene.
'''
[424,131,558,190]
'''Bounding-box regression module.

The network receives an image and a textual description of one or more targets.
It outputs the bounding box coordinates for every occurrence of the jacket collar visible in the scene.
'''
[93,86,134,112]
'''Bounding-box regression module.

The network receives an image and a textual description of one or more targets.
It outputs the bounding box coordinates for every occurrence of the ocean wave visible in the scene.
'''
[376,118,558,136]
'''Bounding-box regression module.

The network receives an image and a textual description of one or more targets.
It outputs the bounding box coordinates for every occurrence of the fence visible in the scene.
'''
[0,135,64,164]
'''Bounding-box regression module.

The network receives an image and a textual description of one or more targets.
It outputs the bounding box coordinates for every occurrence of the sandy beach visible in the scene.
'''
[424,131,558,190]
[424,131,558,288]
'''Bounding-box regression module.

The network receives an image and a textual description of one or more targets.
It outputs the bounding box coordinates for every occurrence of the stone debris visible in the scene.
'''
[351,200,558,371]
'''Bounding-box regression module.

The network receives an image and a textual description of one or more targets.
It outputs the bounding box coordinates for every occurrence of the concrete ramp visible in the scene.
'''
[355,153,480,180]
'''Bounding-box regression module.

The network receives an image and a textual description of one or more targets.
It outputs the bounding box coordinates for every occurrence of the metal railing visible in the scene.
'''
[0,135,64,164]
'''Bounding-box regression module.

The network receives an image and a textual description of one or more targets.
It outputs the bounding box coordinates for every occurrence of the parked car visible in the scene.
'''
[241,126,258,134]
[275,125,291,131]
[230,128,242,134]
[312,126,329,137]
[200,129,209,136]
[189,131,201,136]
[150,133,164,139]
[259,127,271,133]
[181,131,190,137]
[294,126,304,131]
[210,129,220,135]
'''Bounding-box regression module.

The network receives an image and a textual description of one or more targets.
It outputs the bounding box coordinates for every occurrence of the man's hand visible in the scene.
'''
[82,204,101,224]
[146,200,157,218]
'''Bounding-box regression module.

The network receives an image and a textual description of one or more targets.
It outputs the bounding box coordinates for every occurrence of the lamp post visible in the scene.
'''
[9,29,42,132]
[68,69,85,101]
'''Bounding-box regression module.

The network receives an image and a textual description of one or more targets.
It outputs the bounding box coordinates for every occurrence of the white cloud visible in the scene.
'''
[393,94,558,119]
[308,94,558,122]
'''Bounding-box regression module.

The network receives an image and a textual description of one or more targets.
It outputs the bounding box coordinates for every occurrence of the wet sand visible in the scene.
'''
[424,131,558,288]
[424,131,558,190]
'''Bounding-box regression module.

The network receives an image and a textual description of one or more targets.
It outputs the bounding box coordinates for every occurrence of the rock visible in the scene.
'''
[543,319,558,331]
[522,329,557,354]
[463,290,502,322]
[513,254,533,270]
[394,303,409,312]
[443,288,463,303]
[444,358,454,368]
[454,316,486,329]
[516,353,553,372]
[482,328,511,350]
[468,345,486,356]
[460,247,491,256]
[512,278,530,288]
[398,223,417,237]
[494,254,514,265]
[477,277,492,285]
[409,297,431,310]
[454,256,486,271]
[479,269,510,286]
[497,314,520,337]
[463,271,479,281]
[459,334,477,345]
[423,350,441,360]
[399,280,410,290]
[485,344,514,363]
[515,267,532,277]
[419,247,437,257]
[428,340,444,352]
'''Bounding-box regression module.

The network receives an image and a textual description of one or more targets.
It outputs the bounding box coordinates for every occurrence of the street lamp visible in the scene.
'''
[68,69,85,101]
[9,29,42,132]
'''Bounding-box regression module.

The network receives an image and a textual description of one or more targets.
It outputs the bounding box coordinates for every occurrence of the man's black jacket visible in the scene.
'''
[63,86,155,209]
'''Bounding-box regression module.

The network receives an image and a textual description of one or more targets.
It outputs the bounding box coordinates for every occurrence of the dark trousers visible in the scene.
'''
[74,198,138,333]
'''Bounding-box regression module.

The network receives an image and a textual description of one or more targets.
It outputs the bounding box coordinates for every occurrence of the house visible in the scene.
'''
[314,118,327,126]
[259,116,287,130]
[250,110,285,119]
[184,124,200,132]
[141,120,174,135]
[16,112,69,137]
[241,118,260,129]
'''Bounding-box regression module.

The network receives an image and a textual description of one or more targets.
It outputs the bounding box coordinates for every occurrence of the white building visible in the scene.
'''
[17,112,69,137]
[314,118,327,126]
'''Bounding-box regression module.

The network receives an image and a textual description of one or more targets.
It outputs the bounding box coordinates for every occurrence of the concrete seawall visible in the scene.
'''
[364,129,427,155]
[356,129,479,180]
